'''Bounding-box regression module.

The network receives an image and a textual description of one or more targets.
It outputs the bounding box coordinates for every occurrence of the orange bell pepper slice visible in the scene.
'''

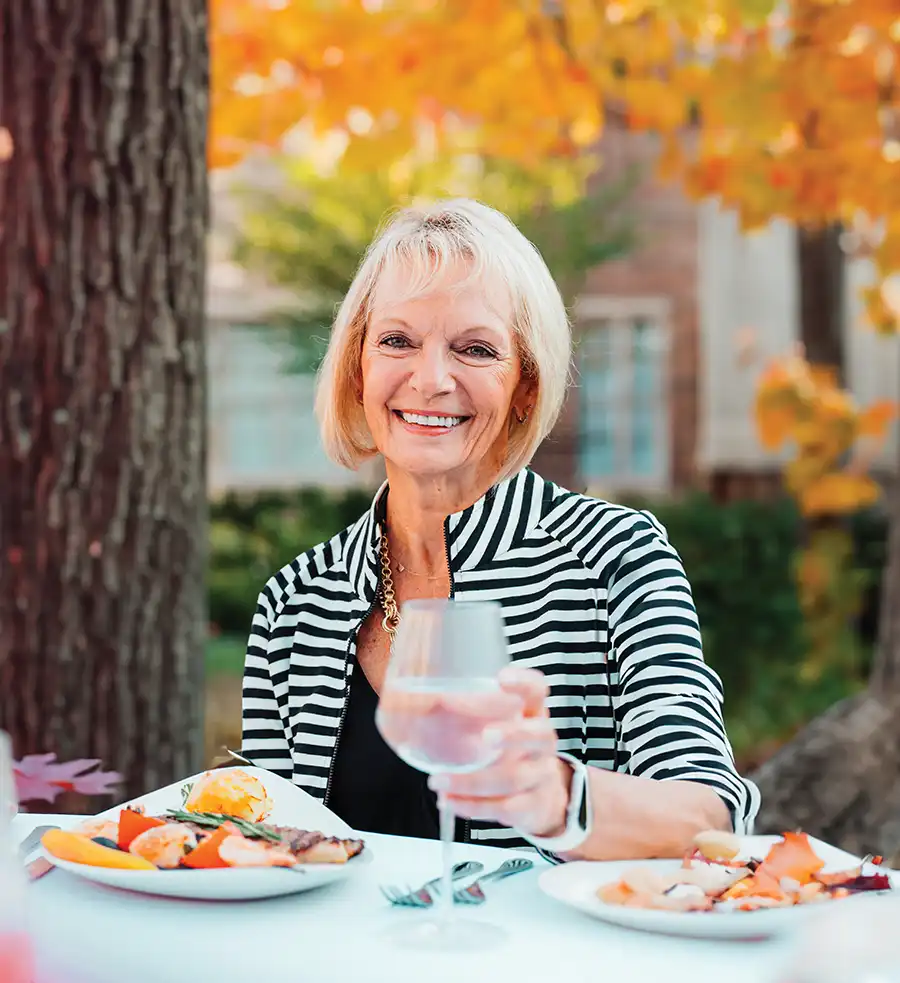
[117,808,166,850]
[181,824,237,869]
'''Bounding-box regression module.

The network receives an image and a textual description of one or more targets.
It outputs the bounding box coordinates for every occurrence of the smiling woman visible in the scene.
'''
[240,198,760,863]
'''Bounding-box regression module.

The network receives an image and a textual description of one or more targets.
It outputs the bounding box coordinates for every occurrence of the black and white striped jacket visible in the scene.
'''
[241,468,760,846]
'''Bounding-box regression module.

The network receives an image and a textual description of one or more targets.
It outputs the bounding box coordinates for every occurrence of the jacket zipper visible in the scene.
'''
[443,516,471,846]
[323,595,377,808]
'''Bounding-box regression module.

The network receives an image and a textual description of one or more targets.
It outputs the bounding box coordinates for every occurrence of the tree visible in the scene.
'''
[210,0,900,853]
[0,3,210,799]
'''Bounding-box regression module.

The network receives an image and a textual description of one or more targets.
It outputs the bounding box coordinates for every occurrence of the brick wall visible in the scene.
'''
[531,121,700,493]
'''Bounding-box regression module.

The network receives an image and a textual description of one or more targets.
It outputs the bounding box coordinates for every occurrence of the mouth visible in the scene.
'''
[392,410,470,432]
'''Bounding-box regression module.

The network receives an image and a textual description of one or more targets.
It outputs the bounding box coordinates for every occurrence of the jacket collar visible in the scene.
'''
[344,467,543,604]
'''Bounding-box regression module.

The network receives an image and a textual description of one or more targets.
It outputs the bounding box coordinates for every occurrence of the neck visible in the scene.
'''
[382,463,502,575]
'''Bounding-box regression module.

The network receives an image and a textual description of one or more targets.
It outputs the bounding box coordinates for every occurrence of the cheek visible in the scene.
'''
[470,366,518,419]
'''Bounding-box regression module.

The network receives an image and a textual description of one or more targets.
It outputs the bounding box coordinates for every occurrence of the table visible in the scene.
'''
[16,813,800,983]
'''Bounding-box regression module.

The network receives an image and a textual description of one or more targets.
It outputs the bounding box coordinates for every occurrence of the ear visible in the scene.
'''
[511,375,536,422]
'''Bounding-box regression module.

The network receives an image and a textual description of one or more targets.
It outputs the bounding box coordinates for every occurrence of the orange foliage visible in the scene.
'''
[755,353,895,515]
[210,1,900,334]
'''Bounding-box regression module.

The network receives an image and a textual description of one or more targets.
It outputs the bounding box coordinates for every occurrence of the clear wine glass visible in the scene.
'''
[0,732,36,983]
[375,598,521,951]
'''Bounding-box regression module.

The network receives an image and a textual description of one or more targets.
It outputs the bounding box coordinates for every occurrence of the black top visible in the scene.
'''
[327,662,447,840]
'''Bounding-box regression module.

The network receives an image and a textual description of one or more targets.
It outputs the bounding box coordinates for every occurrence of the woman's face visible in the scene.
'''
[360,261,531,483]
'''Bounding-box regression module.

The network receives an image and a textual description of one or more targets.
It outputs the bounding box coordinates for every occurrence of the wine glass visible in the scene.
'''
[0,732,36,983]
[375,598,522,951]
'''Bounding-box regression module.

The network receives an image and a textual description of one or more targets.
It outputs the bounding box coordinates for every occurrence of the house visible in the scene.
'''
[206,127,900,499]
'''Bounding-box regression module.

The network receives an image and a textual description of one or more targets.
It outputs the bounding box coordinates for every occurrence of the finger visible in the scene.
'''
[497,666,548,718]
[448,790,547,830]
[431,757,546,800]
[436,688,523,721]
[484,717,558,757]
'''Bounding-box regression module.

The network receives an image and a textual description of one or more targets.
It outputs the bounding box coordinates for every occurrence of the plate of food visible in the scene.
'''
[39,766,370,900]
[538,829,897,940]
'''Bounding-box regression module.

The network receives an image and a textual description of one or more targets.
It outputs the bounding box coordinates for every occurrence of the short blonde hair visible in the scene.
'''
[315,197,571,481]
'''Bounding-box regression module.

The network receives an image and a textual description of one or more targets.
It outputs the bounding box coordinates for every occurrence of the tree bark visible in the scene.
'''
[796,224,845,379]
[0,2,209,799]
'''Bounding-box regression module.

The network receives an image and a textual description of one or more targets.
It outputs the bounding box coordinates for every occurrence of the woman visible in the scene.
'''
[241,198,760,861]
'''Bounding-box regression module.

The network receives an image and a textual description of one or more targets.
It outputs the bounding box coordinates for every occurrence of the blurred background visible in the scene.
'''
[2,0,900,859]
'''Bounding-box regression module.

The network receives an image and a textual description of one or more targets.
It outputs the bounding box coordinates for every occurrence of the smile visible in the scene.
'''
[394,410,469,429]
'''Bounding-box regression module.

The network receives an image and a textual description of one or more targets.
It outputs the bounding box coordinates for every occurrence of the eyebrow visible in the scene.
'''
[375,317,507,339]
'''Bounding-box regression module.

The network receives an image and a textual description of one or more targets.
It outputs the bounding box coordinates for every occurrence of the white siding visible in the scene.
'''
[846,258,900,471]
[698,200,899,472]
[697,200,797,470]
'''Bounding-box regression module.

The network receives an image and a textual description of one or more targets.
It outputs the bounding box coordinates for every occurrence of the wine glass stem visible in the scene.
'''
[438,795,455,922]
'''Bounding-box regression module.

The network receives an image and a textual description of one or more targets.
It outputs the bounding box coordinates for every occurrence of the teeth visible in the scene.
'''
[399,412,464,428]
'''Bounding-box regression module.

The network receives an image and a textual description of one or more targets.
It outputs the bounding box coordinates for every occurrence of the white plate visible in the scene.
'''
[41,767,372,901]
[538,834,898,940]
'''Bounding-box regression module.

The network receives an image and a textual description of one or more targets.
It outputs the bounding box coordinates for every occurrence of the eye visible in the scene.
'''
[460,343,497,359]
[379,334,412,350]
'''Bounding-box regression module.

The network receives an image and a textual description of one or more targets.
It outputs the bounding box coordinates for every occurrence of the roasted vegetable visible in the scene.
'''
[42,829,157,871]
[117,808,166,850]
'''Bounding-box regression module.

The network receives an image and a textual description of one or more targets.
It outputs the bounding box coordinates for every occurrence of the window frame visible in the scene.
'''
[574,295,673,495]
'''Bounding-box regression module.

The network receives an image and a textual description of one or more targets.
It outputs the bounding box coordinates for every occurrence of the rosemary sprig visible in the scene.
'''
[164,810,283,843]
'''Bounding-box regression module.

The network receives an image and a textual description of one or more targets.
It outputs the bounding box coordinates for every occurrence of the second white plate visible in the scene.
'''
[538,835,898,940]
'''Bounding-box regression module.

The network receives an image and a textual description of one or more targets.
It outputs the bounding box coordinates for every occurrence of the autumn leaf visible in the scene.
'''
[855,399,898,440]
[800,472,882,517]
[14,754,121,804]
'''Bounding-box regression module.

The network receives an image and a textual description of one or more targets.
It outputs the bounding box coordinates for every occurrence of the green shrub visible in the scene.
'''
[208,486,372,636]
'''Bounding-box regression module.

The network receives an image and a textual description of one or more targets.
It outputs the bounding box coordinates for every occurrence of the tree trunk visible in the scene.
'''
[796,224,845,379]
[0,2,209,800]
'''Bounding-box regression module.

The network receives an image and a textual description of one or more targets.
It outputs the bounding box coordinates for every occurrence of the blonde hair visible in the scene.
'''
[314,197,572,481]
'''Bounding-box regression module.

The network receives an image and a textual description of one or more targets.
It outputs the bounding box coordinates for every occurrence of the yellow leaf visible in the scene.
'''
[857,400,897,440]
[799,472,881,518]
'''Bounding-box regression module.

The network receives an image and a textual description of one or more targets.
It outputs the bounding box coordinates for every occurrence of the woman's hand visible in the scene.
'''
[428,666,570,837]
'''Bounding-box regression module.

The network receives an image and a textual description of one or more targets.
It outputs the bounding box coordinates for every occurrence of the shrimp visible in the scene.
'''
[218,835,296,868]
[129,823,198,868]
[76,817,119,842]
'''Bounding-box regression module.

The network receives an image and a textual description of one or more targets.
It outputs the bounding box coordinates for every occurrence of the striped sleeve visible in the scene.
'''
[240,589,293,779]
[608,512,761,834]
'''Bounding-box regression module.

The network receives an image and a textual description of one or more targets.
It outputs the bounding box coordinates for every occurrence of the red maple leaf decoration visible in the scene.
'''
[13,754,121,804]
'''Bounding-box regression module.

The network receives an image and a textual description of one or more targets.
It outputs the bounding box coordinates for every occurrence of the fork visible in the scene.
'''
[452,857,534,905]
[18,825,59,860]
[380,860,484,907]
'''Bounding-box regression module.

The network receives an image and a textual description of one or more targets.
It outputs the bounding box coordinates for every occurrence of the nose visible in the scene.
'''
[408,341,456,398]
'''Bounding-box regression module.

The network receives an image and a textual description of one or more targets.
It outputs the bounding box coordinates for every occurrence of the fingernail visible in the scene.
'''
[428,775,449,791]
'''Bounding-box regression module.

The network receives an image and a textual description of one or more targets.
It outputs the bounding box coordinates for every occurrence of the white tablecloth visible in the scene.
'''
[16,814,798,983]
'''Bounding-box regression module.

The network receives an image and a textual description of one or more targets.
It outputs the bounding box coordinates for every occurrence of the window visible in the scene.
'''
[576,297,671,491]
[208,323,361,491]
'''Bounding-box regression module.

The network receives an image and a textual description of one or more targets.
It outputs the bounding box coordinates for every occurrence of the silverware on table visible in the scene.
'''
[452,856,534,905]
[26,855,55,881]
[18,825,61,882]
[380,860,485,908]
[18,824,59,860]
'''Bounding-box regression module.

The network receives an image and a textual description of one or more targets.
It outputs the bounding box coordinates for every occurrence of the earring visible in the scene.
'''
[515,409,529,424]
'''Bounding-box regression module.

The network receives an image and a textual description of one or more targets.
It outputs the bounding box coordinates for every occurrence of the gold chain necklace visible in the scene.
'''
[379,531,401,641]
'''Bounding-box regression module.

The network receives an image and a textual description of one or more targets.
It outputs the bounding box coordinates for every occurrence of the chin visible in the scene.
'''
[384,445,470,478]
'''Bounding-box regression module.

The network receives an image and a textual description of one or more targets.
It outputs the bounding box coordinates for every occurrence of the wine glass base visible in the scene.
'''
[386,915,508,952]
